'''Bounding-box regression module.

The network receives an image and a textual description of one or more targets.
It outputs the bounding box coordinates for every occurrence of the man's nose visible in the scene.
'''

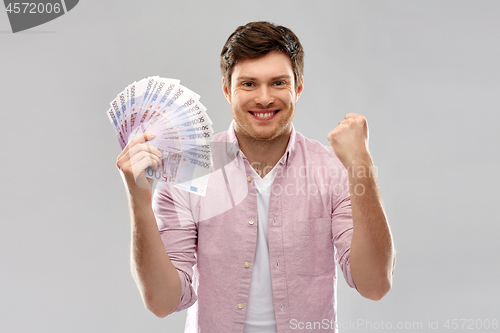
[254,86,274,107]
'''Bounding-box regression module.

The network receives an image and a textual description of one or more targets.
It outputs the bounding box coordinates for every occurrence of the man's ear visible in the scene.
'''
[295,76,304,101]
[222,77,231,104]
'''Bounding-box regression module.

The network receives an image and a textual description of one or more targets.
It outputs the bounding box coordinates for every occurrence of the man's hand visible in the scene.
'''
[327,113,371,168]
[115,131,182,317]
[327,113,395,301]
[116,132,162,194]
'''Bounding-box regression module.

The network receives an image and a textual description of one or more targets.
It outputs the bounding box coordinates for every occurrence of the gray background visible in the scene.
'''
[1,1,499,332]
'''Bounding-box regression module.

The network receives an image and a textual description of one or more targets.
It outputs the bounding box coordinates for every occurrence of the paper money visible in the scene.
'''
[107,76,213,196]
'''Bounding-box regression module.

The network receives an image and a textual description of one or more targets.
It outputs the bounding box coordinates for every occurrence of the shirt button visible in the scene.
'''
[244,262,250,268]
[238,303,243,309]
[247,175,251,182]
[248,218,255,225]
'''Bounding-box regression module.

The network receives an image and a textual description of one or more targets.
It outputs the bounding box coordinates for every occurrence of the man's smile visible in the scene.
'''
[248,109,280,120]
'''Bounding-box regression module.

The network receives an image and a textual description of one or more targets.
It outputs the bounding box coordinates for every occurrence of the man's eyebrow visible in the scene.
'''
[235,74,293,81]
[271,74,293,81]
[235,76,255,82]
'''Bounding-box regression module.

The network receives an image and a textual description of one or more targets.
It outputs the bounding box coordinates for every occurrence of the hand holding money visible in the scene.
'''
[327,113,372,168]
[116,132,162,192]
[107,77,214,196]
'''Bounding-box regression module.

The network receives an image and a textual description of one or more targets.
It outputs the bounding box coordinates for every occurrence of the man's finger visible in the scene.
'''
[118,132,156,159]
[129,132,156,147]
[145,143,162,158]
[344,113,359,119]
[132,155,161,182]
[130,150,161,168]
[127,143,162,160]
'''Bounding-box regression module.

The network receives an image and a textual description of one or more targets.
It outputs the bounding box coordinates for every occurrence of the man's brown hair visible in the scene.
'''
[220,21,304,91]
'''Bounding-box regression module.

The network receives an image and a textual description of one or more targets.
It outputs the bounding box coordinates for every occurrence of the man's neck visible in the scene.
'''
[235,129,291,178]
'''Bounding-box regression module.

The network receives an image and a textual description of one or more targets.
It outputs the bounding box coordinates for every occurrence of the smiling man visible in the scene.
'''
[222,50,302,177]
[117,21,395,333]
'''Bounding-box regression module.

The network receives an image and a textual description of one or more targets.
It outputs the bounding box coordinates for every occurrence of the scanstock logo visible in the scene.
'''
[3,1,79,33]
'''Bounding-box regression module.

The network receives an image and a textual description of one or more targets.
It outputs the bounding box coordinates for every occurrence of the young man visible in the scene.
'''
[116,21,395,332]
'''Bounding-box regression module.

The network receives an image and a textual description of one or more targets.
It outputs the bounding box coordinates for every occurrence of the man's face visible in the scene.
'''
[223,51,303,142]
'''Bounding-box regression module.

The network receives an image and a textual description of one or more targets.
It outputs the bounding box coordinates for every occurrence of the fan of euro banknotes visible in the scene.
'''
[106,76,213,196]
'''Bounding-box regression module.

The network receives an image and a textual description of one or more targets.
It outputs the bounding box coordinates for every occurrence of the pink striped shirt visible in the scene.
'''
[153,122,356,332]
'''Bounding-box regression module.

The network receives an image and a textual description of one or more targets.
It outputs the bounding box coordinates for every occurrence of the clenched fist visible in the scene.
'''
[327,113,372,168]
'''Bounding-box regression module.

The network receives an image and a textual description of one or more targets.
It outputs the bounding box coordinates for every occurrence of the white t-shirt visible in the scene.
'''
[243,166,278,333]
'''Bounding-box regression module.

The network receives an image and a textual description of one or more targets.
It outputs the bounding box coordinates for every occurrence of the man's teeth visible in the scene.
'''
[255,112,275,118]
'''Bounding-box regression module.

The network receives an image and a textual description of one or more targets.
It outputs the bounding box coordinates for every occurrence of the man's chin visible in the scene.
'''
[241,130,277,142]
[251,127,290,142]
[234,120,292,142]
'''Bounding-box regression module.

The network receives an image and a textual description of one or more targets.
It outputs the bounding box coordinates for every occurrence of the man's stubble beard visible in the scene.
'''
[234,110,295,144]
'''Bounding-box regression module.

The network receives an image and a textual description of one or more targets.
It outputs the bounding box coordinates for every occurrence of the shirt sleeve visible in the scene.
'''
[331,166,357,290]
[152,183,198,311]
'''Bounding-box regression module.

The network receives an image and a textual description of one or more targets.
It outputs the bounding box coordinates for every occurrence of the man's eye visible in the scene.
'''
[274,81,285,86]
[243,82,253,87]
